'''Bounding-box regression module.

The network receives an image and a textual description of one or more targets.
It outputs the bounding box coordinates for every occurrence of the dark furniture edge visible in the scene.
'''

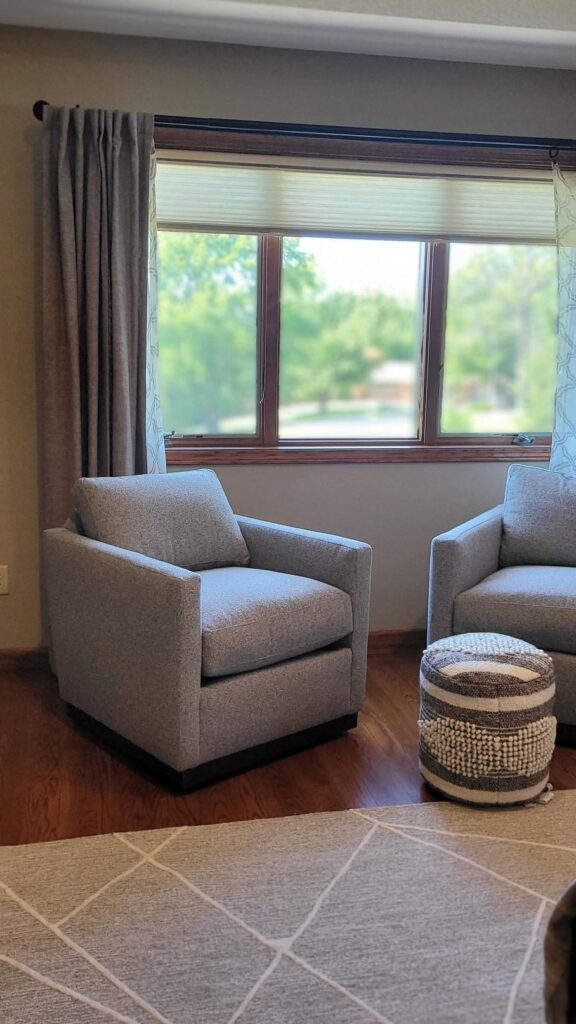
[556,723,576,748]
[67,705,358,791]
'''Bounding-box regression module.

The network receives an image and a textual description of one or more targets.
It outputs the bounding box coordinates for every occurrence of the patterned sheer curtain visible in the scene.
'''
[146,150,166,473]
[551,164,576,477]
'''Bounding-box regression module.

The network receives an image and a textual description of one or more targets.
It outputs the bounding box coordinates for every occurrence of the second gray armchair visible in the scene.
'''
[428,465,576,738]
[44,470,372,788]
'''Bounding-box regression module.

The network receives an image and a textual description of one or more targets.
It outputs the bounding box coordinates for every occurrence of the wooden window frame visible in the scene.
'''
[156,125,560,466]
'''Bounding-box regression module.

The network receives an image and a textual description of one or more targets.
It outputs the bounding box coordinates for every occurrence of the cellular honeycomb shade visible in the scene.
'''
[156,159,555,243]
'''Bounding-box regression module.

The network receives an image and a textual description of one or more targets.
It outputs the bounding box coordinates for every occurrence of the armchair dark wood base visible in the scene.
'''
[67,705,358,792]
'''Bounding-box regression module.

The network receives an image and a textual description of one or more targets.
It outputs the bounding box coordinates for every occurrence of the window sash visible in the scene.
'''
[158,231,554,450]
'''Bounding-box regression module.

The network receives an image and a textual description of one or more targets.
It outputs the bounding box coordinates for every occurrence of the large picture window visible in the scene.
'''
[155,133,558,463]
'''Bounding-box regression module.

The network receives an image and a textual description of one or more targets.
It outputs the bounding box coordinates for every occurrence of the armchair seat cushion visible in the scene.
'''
[199,567,353,677]
[454,565,576,655]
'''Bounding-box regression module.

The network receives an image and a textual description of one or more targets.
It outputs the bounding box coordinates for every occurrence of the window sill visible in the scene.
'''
[166,444,551,466]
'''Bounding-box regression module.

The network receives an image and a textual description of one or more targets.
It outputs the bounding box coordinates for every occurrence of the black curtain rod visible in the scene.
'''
[32,100,576,152]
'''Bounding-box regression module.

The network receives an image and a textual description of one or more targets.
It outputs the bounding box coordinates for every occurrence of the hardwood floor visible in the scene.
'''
[1,648,576,845]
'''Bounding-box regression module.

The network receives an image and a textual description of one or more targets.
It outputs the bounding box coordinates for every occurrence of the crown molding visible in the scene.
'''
[3,0,576,69]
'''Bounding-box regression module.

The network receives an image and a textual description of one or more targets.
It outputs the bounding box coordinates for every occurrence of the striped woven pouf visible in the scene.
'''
[419,632,556,806]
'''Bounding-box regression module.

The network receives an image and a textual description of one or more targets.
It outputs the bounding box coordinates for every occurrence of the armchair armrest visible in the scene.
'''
[427,505,503,645]
[237,516,372,709]
[43,528,202,772]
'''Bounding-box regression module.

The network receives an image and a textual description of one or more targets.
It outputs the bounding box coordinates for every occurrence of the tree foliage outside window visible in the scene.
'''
[279,237,421,438]
[158,232,258,435]
[157,231,557,440]
[441,244,557,434]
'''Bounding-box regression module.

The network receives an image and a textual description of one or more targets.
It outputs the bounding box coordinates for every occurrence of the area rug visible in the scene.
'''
[2,794,576,1024]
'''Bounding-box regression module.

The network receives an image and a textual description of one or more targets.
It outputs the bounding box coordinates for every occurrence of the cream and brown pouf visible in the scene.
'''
[419,632,556,805]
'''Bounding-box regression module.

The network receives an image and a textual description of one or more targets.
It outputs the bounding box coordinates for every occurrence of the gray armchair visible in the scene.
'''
[428,465,576,739]
[43,470,372,789]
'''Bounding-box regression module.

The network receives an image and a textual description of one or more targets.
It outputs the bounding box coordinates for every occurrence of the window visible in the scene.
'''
[155,136,558,463]
[279,237,422,440]
[158,232,259,436]
[440,243,557,435]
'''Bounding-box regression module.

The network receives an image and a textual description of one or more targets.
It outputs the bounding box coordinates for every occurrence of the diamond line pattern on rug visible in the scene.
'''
[502,900,549,1024]
[347,811,562,1023]
[230,957,378,1024]
[352,812,557,905]
[2,801,575,1023]
[56,828,188,928]
[0,878,174,1024]
[355,796,576,845]
[350,820,576,854]
[113,822,394,1024]
[0,829,187,1024]
[0,819,392,1024]
[291,831,544,1022]
[0,953,143,1024]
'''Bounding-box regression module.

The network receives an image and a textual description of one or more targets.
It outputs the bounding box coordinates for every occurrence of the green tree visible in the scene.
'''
[159,231,418,431]
[158,232,316,433]
[280,257,417,414]
[442,245,557,433]
[159,234,556,439]
[158,232,258,434]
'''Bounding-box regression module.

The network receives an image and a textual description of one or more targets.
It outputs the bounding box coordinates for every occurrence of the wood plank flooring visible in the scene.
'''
[1,648,576,845]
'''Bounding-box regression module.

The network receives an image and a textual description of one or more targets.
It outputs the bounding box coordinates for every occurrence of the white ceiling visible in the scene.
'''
[2,0,576,69]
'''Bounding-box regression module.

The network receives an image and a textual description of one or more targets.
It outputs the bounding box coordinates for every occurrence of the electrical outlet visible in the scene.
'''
[0,566,8,595]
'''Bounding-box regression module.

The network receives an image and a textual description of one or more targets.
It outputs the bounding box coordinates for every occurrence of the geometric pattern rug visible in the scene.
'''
[2,793,576,1023]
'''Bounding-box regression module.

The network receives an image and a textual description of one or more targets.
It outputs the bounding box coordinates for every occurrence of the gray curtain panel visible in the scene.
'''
[41,106,155,528]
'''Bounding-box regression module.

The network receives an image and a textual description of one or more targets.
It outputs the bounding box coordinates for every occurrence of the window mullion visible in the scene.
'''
[421,241,450,444]
[258,234,282,447]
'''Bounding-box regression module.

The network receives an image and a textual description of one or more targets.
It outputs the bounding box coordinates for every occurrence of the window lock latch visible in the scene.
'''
[163,431,184,447]
[511,433,535,446]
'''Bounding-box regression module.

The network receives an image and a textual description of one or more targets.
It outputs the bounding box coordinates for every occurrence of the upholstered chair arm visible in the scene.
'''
[43,528,202,772]
[427,505,504,645]
[236,516,372,710]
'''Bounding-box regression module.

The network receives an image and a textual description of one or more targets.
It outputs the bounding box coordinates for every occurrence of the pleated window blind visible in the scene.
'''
[156,159,555,243]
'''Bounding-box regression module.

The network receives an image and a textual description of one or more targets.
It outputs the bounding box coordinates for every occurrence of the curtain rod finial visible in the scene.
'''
[33,100,49,122]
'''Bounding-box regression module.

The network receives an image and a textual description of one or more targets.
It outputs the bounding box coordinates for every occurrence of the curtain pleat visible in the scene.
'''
[551,165,576,477]
[41,106,162,529]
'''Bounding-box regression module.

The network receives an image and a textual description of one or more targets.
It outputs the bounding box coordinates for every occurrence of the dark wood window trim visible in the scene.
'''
[259,235,281,448]
[156,125,555,466]
[166,445,550,466]
[155,126,576,172]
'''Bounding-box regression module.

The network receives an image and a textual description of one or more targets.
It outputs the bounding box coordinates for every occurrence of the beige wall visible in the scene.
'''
[215,463,513,632]
[1,25,571,645]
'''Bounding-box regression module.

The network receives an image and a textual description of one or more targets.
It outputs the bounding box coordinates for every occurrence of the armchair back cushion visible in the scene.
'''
[500,465,576,568]
[73,470,250,570]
